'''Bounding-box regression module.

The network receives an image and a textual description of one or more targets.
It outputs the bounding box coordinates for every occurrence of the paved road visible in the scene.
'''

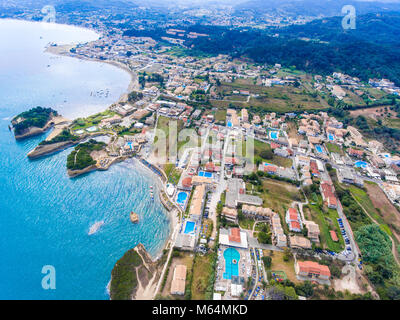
[248,236,284,252]
[152,216,180,299]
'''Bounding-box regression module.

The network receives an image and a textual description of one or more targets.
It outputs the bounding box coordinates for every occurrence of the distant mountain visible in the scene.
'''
[234,0,400,18]
[0,0,139,12]
[276,11,400,44]
[185,11,400,85]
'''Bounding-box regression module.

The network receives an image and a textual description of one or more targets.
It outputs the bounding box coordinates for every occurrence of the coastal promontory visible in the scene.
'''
[110,244,160,300]
[11,106,58,140]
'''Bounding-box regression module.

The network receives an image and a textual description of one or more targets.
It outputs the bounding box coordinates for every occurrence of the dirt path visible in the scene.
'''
[351,194,400,267]
[135,272,158,300]
[333,265,363,294]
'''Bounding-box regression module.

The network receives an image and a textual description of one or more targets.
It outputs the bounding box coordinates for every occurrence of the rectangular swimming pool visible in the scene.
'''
[315,145,323,153]
[198,171,213,178]
[184,221,195,234]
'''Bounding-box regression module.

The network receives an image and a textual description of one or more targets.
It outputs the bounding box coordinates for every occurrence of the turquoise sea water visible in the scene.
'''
[0,19,170,299]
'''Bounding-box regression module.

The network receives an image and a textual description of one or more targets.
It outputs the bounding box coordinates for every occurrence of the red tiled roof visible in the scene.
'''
[271,143,280,149]
[348,148,363,157]
[289,212,299,220]
[328,196,337,207]
[321,181,336,201]
[330,230,339,242]
[290,221,301,230]
[297,261,331,277]
[265,165,277,173]
[310,161,319,174]
[229,228,241,243]
[182,177,192,188]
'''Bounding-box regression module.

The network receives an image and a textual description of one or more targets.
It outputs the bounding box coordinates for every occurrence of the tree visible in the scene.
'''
[387,286,400,300]
[260,149,273,160]
[283,248,293,262]
[295,281,314,298]
[258,231,272,244]
[262,256,272,269]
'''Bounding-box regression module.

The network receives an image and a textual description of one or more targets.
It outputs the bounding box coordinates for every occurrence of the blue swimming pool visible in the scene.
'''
[270,131,278,140]
[177,191,188,205]
[328,134,335,141]
[354,161,368,168]
[184,221,195,234]
[315,145,323,153]
[198,171,213,178]
[223,248,240,280]
[227,121,232,127]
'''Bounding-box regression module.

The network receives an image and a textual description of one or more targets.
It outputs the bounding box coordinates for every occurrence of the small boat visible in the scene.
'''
[130,212,139,223]
[88,220,104,235]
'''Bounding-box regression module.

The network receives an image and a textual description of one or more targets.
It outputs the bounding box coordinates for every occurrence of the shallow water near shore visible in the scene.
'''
[0,19,170,299]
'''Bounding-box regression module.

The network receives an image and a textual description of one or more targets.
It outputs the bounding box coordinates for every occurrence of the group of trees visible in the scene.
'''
[244,170,300,187]
[66,139,106,171]
[334,183,371,230]
[127,90,143,103]
[138,72,164,89]
[110,249,143,300]
[12,107,57,135]
[39,129,79,145]
[355,224,400,299]
[257,223,272,244]
[183,13,400,87]
[266,279,315,300]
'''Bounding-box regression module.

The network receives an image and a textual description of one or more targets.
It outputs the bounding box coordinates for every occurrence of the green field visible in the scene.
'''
[213,78,330,113]
[247,138,293,168]
[71,110,116,131]
[348,185,392,237]
[325,143,344,155]
[191,253,216,300]
[304,195,345,253]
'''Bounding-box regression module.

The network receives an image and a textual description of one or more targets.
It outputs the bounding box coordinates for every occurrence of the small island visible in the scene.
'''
[66,139,107,177]
[130,211,139,223]
[11,106,58,140]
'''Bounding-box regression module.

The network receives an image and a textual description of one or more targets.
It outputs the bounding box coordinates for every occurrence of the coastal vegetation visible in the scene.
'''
[39,129,79,145]
[66,139,106,171]
[71,110,116,131]
[127,90,143,103]
[12,106,57,135]
[110,248,143,300]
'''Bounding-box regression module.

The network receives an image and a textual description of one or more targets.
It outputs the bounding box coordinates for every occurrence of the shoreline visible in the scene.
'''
[44,38,175,261]
[45,44,138,107]
[133,157,179,261]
